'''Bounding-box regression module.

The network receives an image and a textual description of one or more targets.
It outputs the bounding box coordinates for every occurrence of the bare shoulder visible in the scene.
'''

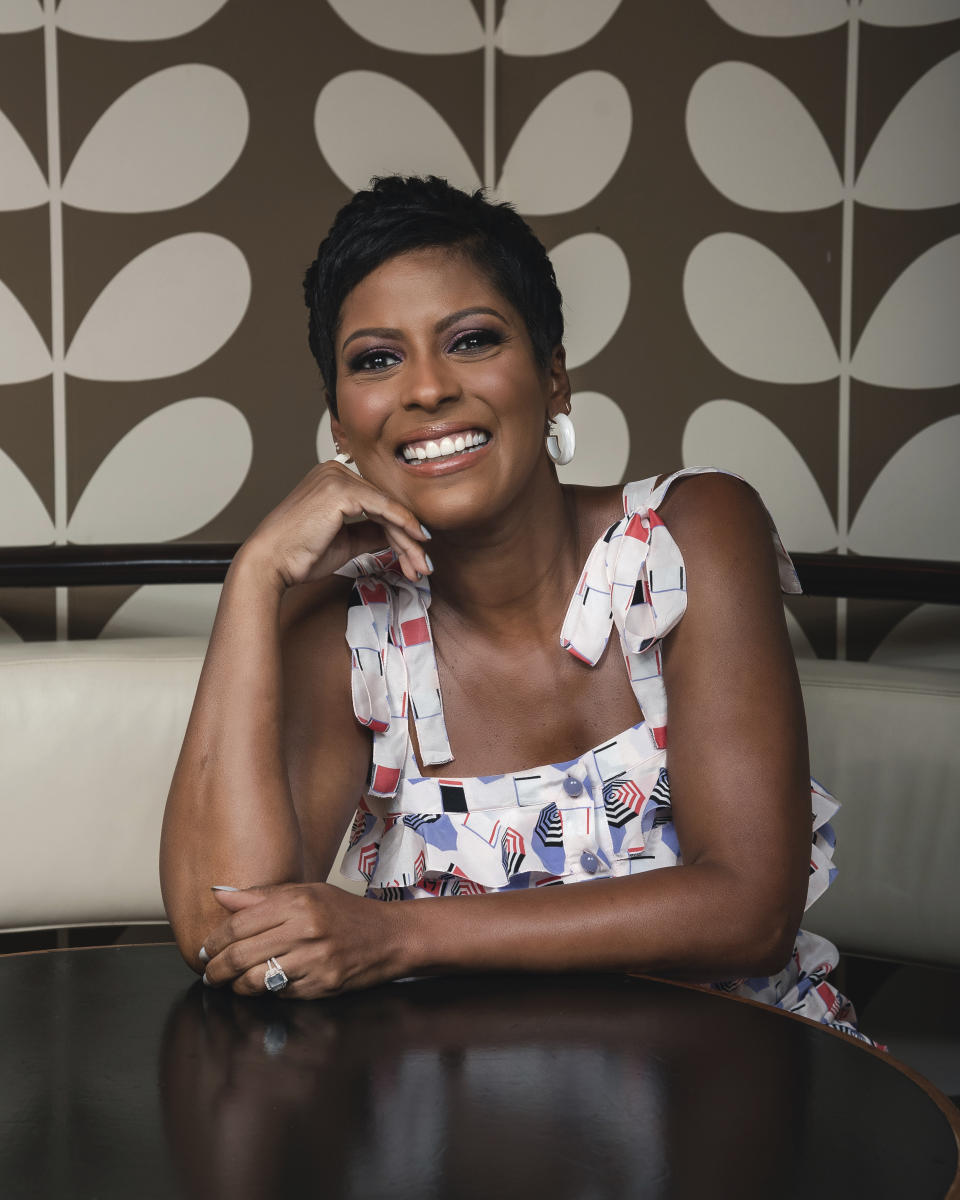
[655,472,781,597]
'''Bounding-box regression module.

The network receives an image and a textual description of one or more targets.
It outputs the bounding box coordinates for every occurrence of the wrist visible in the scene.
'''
[227,539,288,601]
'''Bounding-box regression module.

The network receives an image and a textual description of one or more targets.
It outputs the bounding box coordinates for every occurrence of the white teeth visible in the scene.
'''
[401,430,489,462]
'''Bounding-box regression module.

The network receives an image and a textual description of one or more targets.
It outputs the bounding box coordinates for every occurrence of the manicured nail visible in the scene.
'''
[211,885,239,892]
[198,946,209,965]
[202,972,212,987]
[424,553,434,573]
[419,523,432,540]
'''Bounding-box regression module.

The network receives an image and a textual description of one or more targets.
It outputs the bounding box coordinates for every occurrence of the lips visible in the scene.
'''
[399,429,490,463]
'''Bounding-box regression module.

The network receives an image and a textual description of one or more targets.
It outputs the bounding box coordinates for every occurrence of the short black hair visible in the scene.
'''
[303,175,564,415]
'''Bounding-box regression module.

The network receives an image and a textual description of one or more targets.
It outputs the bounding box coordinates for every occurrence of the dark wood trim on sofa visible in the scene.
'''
[0,545,958,604]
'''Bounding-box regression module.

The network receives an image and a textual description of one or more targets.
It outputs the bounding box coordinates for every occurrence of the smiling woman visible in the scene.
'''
[159,176,869,1043]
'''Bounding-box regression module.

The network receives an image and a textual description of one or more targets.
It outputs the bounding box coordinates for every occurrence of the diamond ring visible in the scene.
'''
[264,957,289,993]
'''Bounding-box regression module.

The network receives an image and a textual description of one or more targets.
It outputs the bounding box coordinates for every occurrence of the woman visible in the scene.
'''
[160,175,858,1036]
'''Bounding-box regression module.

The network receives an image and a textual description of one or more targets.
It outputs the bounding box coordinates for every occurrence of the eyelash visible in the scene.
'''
[348,328,503,373]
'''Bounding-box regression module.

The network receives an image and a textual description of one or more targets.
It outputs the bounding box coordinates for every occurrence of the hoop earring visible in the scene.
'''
[545,412,575,466]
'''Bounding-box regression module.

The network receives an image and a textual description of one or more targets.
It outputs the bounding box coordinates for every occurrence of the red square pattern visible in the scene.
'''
[401,616,430,646]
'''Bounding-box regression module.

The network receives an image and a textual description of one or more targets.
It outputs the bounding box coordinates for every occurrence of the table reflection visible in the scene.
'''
[159,975,802,1198]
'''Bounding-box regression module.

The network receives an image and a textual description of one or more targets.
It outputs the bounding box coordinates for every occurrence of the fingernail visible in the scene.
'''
[198,946,209,965]
[424,553,434,573]
[419,523,432,540]
[211,885,240,892]
[202,972,212,987]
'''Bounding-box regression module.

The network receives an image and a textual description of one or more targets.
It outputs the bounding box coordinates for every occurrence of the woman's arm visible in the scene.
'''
[159,463,431,968]
[200,473,812,995]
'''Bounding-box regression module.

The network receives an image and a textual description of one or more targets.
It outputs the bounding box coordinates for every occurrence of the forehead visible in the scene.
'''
[337,247,515,337]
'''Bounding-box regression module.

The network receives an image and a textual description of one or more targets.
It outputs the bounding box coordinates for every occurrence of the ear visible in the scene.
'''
[545,344,571,420]
[329,414,352,461]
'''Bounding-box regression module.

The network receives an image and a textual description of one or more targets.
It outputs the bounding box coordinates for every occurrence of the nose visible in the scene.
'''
[403,350,460,412]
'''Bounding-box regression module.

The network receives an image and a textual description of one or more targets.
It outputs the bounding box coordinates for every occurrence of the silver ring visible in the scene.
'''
[264,957,289,993]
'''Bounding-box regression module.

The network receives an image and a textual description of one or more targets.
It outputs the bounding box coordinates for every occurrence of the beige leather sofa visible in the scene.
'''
[2,637,958,955]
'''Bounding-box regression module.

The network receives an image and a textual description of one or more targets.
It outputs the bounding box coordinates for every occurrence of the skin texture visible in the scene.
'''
[160,247,810,999]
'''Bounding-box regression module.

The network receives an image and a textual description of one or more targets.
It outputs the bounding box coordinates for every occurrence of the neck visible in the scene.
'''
[427,472,584,640]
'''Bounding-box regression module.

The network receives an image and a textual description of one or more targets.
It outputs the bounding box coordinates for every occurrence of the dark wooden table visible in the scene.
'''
[1,945,957,1199]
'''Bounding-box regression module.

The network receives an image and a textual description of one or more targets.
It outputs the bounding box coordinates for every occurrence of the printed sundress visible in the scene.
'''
[335,467,866,1040]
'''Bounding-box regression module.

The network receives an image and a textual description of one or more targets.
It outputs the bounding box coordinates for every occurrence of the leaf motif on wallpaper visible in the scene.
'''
[681,400,837,553]
[0,278,50,384]
[316,409,358,471]
[56,0,229,41]
[62,66,248,213]
[848,415,960,560]
[550,233,629,369]
[870,605,960,670]
[327,0,483,53]
[315,72,480,195]
[0,107,47,210]
[0,0,42,34]
[557,392,630,488]
[703,0,847,37]
[851,234,960,389]
[67,397,252,544]
[496,0,623,56]
[99,583,222,639]
[859,0,960,27]
[65,233,250,382]
[684,234,838,384]
[495,72,630,215]
[856,49,960,210]
[686,63,841,211]
[0,446,54,545]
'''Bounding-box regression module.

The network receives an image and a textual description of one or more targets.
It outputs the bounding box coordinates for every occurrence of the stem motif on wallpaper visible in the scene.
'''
[682,0,960,658]
[316,0,633,487]
[0,0,250,638]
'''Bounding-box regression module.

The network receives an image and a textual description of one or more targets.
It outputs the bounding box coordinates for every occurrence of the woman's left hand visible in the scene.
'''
[199,883,409,998]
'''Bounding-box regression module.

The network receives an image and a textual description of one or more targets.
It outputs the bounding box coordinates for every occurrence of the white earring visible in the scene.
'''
[545,411,575,466]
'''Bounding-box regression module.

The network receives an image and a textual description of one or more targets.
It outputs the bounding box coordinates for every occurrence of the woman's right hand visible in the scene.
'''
[237,460,431,592]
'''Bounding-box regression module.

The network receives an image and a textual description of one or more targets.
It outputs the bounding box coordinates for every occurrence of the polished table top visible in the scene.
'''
[1,944,958,1199]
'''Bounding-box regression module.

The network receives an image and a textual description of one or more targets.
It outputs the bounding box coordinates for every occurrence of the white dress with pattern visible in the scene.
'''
[335,468,866,1039]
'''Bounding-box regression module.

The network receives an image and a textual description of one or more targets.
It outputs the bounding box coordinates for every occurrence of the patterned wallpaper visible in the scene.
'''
[0,0,958,663]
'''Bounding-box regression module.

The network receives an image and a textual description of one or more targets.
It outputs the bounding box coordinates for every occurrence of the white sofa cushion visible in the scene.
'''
[1,640,958,962]
[799,659,960,967]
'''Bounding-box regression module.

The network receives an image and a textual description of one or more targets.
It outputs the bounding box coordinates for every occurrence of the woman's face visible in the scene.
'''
[331,247,569,531]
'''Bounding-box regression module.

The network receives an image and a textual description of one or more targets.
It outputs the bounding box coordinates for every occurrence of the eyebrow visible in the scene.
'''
[340,306,509,355]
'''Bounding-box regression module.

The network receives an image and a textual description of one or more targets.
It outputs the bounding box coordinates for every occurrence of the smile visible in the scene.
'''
[399,430,490,463]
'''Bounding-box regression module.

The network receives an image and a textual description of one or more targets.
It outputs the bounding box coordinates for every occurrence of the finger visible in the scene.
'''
[341,486,427,548]
[205,927,300,988]
[202,890,293,962]
[231,951,311,998]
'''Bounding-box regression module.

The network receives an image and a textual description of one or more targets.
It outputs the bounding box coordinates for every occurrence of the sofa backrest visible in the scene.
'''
[1,638,958,963]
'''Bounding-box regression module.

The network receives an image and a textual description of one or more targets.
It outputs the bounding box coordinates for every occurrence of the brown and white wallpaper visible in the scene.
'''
[0,0,958,663]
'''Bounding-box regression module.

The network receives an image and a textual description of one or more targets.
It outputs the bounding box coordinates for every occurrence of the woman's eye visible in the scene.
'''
[352,348,400,372]
[450,329,500,353]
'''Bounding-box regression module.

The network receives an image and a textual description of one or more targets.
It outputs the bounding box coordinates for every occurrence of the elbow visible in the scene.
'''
[737,895,802,977]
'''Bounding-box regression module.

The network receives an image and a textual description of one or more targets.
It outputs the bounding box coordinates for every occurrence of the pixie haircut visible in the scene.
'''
[303,175,564,415]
